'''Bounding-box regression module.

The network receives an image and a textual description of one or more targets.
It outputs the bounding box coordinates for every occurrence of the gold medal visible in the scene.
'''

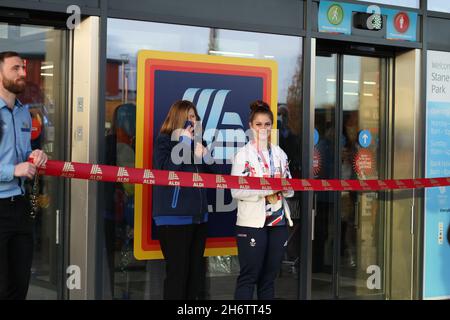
[266,193,279,204]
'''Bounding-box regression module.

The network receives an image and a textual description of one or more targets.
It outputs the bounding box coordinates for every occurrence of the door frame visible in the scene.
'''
[305,39,395,299]
[0,11,72,300]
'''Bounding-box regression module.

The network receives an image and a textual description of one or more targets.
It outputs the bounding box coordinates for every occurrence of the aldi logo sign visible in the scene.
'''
[134,50,277,259]
[182,88,245,161]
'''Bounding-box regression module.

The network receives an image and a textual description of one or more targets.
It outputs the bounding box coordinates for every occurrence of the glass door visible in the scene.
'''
[312,51,388,299]
[0,21,69,299]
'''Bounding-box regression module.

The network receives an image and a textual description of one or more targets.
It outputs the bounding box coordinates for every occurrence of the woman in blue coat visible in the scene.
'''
[153,100,215,300]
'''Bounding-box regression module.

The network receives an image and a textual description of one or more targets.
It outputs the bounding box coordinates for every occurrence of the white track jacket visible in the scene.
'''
[231,142,294,228]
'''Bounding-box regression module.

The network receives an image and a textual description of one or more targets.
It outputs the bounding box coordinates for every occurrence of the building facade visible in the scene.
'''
[1,0,450,300]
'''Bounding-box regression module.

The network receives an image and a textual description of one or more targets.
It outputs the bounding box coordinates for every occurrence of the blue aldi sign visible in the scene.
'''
[134,50,278,259]
[153,71,262,162]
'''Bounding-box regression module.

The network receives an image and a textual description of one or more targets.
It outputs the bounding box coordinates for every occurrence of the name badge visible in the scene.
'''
[21,121,31,132]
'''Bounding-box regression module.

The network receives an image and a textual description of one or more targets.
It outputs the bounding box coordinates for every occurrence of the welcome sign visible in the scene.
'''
[424,50,450,299]
[134,50,278,259]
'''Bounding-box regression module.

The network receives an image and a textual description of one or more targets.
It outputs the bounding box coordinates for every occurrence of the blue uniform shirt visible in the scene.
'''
[0,97,32,198]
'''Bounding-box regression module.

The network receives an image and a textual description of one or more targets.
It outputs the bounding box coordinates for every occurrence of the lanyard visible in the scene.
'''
[257,147,275,178]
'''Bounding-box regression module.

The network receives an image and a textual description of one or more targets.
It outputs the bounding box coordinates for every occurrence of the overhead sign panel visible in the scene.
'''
[318,0,418,41]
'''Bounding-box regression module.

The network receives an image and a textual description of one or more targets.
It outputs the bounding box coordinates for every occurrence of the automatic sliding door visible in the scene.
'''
[339,55,386,298]
[312,53,338,299]
[312,52,387,299]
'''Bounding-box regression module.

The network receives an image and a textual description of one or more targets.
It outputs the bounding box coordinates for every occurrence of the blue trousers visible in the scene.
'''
[234,225,288,300]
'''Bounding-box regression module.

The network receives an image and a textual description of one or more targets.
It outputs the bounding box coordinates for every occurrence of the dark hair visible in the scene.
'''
[249,100,273,123]
[0,51,20,65]
[0,52,21,142]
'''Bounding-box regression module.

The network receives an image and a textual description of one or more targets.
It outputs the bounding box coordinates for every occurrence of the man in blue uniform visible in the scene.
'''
[0,51,48,300]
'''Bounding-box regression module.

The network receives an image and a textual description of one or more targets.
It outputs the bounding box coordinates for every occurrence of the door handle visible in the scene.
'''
[354,199,359,230]
[312,194,317,241]
[56,209,60,245]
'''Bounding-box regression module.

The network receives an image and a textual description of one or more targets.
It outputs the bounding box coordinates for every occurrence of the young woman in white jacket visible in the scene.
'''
[231,100,294,300]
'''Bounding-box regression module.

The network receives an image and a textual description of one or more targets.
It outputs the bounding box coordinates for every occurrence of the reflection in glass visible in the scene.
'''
[428,0,450,13]
[356,0,419,8]
[313,54,337,299]
[339,56,385,298]
[313,51,387,300]
[105,18,303,300]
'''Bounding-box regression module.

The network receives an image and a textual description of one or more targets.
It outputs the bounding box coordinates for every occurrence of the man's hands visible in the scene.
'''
[14,149,48,179]
[14,162,36,179]
[29,149,48,168]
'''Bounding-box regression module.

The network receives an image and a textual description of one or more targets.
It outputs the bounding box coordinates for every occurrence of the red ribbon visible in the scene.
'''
[36,160,450,192]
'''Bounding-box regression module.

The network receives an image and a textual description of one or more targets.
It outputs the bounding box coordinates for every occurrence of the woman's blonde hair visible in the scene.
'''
[159,100,199,135]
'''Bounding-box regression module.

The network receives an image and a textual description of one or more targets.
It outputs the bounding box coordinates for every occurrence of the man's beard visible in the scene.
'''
[2,77,26,94]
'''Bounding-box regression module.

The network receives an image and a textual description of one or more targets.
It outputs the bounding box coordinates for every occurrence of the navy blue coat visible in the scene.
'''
[152,133,214,223]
